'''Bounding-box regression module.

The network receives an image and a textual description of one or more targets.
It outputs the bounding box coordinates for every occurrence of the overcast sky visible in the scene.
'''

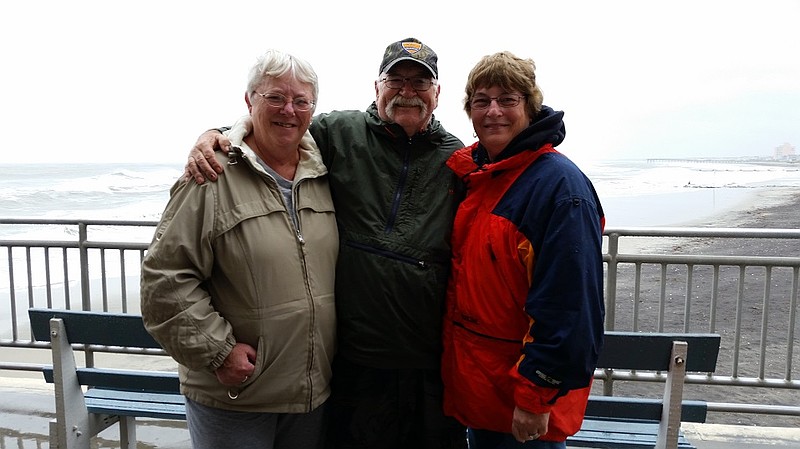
[2,0,799,165]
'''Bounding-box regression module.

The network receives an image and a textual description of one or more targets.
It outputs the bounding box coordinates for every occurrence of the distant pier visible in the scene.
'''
[646,157,796,165]
[647,158,749,164]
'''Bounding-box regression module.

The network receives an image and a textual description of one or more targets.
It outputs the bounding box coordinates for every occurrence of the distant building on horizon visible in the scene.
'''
[774,142,796,161]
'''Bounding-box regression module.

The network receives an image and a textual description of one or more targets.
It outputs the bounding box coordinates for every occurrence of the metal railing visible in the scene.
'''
[0,218,157,370]
[1,219,799,424]
[602,227,800,425]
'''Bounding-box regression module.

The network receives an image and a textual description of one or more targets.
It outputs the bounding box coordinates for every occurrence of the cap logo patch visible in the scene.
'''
[401,42,422,54]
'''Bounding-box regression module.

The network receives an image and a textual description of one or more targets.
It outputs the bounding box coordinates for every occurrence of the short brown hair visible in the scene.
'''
[463,51,543,118]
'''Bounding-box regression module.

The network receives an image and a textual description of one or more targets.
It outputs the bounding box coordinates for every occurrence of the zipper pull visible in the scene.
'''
[227,146,243,165]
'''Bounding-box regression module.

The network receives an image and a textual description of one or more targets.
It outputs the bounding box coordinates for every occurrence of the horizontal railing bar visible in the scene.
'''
[0,362,47,371]
[706,402,800,416]
[0,240,80,247]
[595,372,800,389]
[612,253,800,266]
[604,227,800,238]
[84,242,149,250]
[0,240,148,250]
[0,341,50,349]
[0,218,157,226]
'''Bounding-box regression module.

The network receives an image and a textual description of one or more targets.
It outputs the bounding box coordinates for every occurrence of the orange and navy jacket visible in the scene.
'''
[442,106,605,440]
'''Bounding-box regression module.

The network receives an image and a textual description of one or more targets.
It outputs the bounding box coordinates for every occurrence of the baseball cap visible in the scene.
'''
[379,38,438,78]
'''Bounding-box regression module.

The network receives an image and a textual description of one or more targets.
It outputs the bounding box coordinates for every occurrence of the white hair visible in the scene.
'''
[245,49,319,101]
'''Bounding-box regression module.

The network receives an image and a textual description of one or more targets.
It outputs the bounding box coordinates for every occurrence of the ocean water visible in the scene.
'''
[584,159,800,227]
[2,160,799,235]
[0,164,181,222]
[0,164,182,243]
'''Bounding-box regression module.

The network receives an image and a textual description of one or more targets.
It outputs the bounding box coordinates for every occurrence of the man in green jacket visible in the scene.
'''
[186,38,466,449]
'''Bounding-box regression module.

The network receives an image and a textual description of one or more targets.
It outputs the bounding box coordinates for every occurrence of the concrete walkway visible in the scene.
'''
[1,376,190,449]
[2,376,799,448]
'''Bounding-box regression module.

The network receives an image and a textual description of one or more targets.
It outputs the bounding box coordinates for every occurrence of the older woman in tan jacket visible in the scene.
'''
[140,49,337,449]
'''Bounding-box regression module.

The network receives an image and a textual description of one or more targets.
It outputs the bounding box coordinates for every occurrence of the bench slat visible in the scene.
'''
[586,396,708,423]
[85,389,185,420]
[86,387,184,405]
[578,418,659,432]
[43,366,180,393]
[599,332,720,372]
[29,308,161,348]
[569,419,697,448]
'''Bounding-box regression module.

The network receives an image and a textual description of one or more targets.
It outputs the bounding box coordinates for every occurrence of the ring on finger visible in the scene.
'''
[527,433,539,440]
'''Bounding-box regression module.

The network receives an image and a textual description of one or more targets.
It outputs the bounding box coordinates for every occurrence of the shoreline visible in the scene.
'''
[605,186,800,254]
[601,186,797,229]
[684,187,800,228]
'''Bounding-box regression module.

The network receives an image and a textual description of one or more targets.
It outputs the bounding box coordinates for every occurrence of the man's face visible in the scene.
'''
[375,61,439,135]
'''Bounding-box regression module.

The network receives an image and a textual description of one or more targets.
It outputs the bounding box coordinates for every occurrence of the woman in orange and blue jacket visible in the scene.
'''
[442,51,606,449]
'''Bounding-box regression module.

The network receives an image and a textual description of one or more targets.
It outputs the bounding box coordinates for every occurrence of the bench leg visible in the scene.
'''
[119,416,137,449]
[49,418,60,448]
[655,340,688,449]
[50,318,92,449]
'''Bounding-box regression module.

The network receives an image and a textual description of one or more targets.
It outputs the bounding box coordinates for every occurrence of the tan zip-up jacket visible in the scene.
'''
[140,129,337,413]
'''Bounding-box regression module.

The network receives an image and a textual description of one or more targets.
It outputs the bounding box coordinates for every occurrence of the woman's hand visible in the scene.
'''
[214,342,256,386]
[511,406,549,443]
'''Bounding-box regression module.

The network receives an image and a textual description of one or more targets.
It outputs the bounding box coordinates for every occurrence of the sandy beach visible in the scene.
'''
[603,187,800,427]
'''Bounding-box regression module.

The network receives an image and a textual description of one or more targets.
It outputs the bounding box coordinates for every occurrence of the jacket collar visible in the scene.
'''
[472,105,565,165]
[447,105,565,178]
[224,115,328,180]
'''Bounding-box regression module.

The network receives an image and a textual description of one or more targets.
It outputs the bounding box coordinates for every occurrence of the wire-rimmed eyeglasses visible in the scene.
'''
[257,92,315,112]
[470,94,526,110]
[380,76,436,91]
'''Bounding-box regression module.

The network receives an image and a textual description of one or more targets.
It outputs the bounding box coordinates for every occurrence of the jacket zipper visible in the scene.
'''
[236,149,318,410]
[291,175,314,411]
[345,240,428,268]
[384,140,412,234]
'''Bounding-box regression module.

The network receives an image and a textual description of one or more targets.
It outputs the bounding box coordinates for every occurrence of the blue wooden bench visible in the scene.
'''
[568,331,721,449]
[28,308,184,449]
[28,308,720,449]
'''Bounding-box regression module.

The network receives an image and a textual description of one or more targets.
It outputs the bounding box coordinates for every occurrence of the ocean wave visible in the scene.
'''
[587,161,800,198]
[1,160,799,227]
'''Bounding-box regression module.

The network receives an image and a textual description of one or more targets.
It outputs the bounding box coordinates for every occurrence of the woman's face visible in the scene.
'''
[470,85,531,160]
[246,74,315,150]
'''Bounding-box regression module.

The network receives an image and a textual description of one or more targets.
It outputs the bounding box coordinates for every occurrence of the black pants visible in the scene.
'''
[328,356,467,449]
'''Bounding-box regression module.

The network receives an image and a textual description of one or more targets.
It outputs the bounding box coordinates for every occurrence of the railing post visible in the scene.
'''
[78,222,96,368]
[605,232,620,331]
[79,222,91,311]
[788,267,799,380]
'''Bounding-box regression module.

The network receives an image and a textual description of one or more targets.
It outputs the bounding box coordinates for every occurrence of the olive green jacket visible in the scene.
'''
[311,103,463,369]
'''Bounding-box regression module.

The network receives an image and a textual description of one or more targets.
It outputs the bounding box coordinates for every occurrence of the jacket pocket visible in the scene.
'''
[225,336,265,400]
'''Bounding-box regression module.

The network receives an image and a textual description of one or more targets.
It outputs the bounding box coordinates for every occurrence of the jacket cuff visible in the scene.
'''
[511,368,558,414]
[208,334,237,371]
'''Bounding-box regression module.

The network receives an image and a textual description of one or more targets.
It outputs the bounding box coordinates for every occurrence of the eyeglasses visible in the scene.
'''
[380,76,436,91]
[257,92,315,112]
[470,94,526,110]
